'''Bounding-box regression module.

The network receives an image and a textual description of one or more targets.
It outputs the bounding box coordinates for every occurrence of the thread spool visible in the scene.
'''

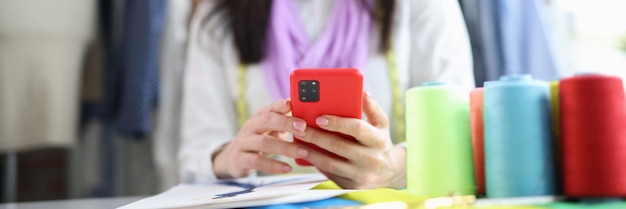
[470,88,486,195]
[550,81,560,143]
[549,81,562,194]
[483,75,555,197]
[560,74,626,197]
[406,83,474,197]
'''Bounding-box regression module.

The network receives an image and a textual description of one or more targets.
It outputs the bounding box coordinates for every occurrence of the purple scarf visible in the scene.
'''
[262,0,373,100]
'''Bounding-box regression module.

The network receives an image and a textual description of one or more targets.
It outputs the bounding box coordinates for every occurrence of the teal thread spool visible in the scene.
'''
[406,82,474,197]
[483,75,555,197]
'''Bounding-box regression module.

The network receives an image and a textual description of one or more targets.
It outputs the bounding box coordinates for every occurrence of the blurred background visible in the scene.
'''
[0,0,624,203]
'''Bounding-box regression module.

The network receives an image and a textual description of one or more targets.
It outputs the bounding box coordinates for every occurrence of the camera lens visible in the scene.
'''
[298,80,319,102]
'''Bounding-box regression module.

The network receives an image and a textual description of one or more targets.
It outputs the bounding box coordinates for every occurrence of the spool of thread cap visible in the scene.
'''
[406,83,474,197]
[483,75,555,197]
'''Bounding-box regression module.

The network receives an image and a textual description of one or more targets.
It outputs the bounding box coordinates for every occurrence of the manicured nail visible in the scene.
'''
[365,91,371,97]
[283,165,292,172]
[297,148,308,157]
[316,117,329,126]
[293,120,306,132]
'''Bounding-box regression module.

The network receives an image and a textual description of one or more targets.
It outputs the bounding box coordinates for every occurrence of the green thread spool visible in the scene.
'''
[406,83,474,197]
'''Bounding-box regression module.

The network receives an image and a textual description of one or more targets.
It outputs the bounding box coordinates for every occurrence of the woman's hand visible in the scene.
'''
[294,92,407,189]
[213,99,309,179]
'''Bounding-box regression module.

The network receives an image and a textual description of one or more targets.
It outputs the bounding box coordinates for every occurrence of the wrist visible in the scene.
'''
[212,143,229,179]
[389,145,407,189]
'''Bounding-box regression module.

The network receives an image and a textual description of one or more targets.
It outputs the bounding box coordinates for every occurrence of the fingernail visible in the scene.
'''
[283,165,292,172]
[293,120,306,132]
[297,148,308,157]
[283,99,289,108]
[365,91,371,97]
[316,117,329,126]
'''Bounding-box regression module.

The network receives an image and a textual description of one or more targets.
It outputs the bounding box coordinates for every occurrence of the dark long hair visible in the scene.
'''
[209,0,396,65]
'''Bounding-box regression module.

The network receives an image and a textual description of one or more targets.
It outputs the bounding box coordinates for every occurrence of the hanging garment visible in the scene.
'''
[0,0,96,152]
[88,0,167,197]
[498,0,561,80]
[153,0,191,191]
[115,0,166,137]
[459,0,560,86]
[101,0,167,139]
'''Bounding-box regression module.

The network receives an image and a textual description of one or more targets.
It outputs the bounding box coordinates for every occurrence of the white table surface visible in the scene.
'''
[0,196,145,209]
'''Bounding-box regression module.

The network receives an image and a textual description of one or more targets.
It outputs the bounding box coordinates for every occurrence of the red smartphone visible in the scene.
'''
[290,68,363,166]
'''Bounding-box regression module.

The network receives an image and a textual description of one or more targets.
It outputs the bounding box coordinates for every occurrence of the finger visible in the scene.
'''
[239,152,292,175]
[296,128,372,162]
[318,170,358,189]
[314,115,385,148]
[254,99,292,116]
[363,91,389,128]
[302,147,357,181]
[245,112,307,134]
[321,169,385,190]
[269,131,289,141]
[240,135,309,159]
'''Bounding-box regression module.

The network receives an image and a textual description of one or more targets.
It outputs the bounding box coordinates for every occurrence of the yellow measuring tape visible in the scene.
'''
[386,47,406,143]
[236,49,405,143]
[236,63,249,128]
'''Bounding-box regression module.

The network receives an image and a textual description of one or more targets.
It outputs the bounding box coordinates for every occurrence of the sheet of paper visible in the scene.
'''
[203,190,353,209]
[118,173,353,209]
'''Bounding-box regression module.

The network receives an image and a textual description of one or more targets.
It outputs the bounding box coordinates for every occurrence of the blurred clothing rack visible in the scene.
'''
[458,0,561,85]
[3,152,17,203]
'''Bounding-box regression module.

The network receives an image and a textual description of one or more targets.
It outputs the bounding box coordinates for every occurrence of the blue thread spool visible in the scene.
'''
[483,75,555,197]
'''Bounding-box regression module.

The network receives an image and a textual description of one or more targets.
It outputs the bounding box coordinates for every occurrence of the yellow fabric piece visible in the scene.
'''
[314,181,551,209]
[459,207,545,209]
[314,180,425,204]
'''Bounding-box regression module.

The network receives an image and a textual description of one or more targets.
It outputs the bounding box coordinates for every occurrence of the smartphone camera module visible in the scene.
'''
[298,80,319,102]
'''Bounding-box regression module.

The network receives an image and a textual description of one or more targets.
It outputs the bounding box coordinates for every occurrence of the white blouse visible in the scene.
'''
[180,0,475,183]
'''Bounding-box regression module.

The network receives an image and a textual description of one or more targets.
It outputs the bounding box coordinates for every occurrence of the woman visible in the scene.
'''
[180,0,474,189]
